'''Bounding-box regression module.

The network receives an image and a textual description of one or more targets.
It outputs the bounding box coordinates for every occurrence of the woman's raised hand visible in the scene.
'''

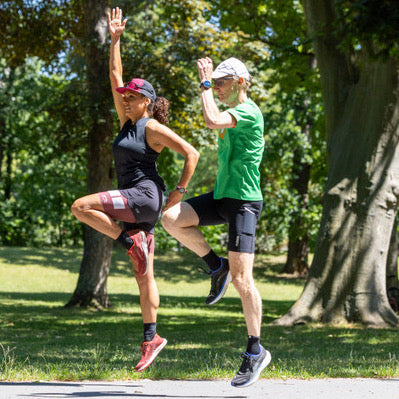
[107,7,127,37]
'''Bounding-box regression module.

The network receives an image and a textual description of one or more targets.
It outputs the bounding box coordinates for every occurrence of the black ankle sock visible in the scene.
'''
[143,323,157,342]
[116,231,133,250]
[246,335,261,355]
[202,250,221,271]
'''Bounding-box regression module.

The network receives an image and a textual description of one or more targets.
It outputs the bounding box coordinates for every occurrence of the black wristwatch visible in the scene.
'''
[199,80,211,90]
[176,186,187,194]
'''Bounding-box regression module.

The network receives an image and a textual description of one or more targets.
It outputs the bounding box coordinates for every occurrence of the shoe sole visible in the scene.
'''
[231,349,272,388]
[207,271,232,305]
[135,338,168,372]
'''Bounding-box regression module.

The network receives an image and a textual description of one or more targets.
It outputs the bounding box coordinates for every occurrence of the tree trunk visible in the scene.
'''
[275,0,399,327]
[0,116,4,180]
[282,132,311,276]
[386,219,399,313]
[283,233,309,276]
[66,0,114,309]
[4,140,12,200]
[66,226,112,308]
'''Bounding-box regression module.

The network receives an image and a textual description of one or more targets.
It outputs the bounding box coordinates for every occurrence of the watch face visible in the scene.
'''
[178,188,185,193]
[200,80,211,89]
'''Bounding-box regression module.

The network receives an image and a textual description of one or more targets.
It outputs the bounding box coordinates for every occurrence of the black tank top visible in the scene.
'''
[112,117,166,191]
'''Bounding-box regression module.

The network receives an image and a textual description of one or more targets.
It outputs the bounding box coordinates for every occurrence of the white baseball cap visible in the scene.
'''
[212,57,251,80]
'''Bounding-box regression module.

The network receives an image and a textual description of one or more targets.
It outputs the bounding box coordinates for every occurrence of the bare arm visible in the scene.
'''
[200,89,236,129]
[145,120,200,211]
[107,7,128,127]
[197,57,236,129]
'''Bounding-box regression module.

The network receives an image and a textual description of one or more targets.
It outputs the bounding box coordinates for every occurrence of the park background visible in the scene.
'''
[1,0,399,380]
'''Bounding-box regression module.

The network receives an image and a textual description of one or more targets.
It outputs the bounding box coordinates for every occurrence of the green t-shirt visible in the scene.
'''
[214,99,265,201]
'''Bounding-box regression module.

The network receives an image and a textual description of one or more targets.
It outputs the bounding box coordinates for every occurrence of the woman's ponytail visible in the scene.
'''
[150,97,169,125]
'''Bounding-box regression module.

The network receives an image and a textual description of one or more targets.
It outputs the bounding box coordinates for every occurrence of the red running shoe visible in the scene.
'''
[127,231,149,276]
[135,334,167,372]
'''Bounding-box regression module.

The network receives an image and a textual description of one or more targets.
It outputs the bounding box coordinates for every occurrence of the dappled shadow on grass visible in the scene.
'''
[0,291,291,325]
[1,291,399,379]
[0,246,305,287]
[0,247,83,272]
[0,292,267,378]
[2,249,398,379]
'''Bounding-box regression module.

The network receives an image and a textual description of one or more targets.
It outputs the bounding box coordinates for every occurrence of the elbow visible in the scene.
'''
[206,122,218,130]
[186,148,200,167]
[190,149,200,164]
[205,118,219,130]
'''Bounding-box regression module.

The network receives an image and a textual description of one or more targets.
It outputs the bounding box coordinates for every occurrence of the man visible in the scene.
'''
[162,57,271,387]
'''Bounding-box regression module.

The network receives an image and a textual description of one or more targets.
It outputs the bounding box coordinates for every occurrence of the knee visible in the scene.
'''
[71,198,86,218]
[135,273,155,291]
[161,207,177,232]
[231,272,253,295]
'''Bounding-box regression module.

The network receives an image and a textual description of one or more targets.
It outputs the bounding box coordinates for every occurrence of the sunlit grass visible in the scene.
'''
[0,246,398,381]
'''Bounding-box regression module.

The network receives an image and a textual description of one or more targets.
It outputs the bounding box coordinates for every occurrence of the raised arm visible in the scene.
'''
[107,7,128,127]
[197,57,236,129]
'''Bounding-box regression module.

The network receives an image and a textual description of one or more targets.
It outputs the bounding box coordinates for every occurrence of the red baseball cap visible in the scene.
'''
[116,78,157,101]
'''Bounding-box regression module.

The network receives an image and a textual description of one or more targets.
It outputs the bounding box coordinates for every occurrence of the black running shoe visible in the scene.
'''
[205,258,231,305]
[231,346,272,387]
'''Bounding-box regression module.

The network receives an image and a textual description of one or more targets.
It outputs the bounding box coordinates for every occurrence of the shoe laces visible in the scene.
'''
[197,258,224,276]
[239,352,254,373]
[197,265,211,275]
[140,342,152,355]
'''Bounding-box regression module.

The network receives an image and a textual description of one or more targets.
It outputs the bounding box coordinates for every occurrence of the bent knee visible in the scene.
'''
[162,202,198,231]
[71,198,87,217]
[161,207,178,231]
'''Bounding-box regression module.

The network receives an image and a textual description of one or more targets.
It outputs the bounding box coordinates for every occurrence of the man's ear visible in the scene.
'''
[239,77,244,84]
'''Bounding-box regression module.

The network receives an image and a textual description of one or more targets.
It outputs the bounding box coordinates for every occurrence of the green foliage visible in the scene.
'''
[334,0,399,58]
[0,0,329,252]
[0,0,80,67]
[0,57,87,246]
[117,0,242,146]
[259,88,326,251]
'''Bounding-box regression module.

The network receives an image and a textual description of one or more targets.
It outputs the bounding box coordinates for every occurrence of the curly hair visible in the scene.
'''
[150,97,169,125]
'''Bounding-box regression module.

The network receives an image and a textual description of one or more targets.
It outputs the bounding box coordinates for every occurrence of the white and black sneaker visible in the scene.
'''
[205,258,231,305]
[231,346,272,387]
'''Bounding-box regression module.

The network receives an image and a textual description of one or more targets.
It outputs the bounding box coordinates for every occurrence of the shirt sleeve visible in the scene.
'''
[227,102,256,129]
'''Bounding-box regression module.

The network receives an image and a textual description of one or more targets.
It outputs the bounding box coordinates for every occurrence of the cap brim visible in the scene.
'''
[116,87,139,94]
[212,71,231,79]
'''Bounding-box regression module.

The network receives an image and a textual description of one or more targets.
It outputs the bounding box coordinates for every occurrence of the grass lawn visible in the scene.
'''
[0,246,398,381]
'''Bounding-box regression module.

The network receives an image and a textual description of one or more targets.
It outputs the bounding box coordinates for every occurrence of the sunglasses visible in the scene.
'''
[212,77,236,88]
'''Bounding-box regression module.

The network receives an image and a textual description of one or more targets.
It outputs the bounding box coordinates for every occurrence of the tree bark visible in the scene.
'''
[0,116,4,181]
[282,129,311,276]
[275,0,399,327]
[66,0,114,309]
[386,219,399,313]
[4,140,12,200]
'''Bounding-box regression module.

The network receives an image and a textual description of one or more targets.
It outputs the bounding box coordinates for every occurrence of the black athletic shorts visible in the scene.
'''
[99,179,164,234]
[185,192,263,253]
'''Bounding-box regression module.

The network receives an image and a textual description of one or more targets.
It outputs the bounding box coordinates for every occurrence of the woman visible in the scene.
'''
[71,7,199,372]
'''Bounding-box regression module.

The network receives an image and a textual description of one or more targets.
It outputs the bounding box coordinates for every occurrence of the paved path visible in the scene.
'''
[0,378,398,399]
